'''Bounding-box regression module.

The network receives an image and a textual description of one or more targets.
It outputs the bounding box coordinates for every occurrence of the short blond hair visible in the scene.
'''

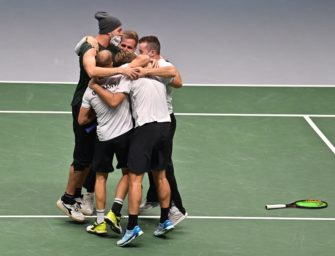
[123,30,139,47]
[114,50,137,67]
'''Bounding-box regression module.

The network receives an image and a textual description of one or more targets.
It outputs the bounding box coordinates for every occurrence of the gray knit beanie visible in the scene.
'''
[95,11,122,34]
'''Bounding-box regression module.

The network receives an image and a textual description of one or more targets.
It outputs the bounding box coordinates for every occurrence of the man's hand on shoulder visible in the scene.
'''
[120,67,140,80]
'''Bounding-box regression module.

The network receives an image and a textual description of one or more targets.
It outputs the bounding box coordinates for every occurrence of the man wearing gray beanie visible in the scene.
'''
[57,11,141,224]
[95,11,122,35]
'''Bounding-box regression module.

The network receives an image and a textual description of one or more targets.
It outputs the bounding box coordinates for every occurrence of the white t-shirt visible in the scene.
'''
[157,58,174,114]
[81,75,133,141]
[114,76,171,128]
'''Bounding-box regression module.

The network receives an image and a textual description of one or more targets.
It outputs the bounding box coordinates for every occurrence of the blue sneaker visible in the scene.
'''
[117,226,143,247]
[153,219,174,237]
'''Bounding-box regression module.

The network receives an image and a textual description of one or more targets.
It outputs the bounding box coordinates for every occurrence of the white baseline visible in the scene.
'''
[1,110,335,118]
[1,81,335,87]
[0,215,335,221]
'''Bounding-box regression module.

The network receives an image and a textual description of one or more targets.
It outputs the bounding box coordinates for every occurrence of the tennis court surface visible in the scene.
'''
[1,82,335,256]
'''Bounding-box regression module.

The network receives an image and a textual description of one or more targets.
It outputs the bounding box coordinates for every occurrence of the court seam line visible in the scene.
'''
[1,110,335,118]
[1,81,335,87]
[0,215,335,221]
[303,115,335,154]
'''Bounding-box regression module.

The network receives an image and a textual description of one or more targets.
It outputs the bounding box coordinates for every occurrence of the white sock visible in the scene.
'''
[96,209,105,224]
[114,198,124,205]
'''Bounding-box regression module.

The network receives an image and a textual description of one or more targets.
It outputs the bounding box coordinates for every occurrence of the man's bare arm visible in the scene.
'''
[89,81,127,108]
[141,63,182,88]
[128,54,150,68]
[83,48,139,79]
[170,69,183,88]
[140,66,177,78]
[78,107,96,125]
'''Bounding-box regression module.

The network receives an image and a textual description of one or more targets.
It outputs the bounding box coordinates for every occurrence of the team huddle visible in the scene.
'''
[56,11,187,247]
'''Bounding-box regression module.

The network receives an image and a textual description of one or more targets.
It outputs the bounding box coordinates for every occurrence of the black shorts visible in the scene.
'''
[71,105,96,171]
[92,130,132,173]
[128,122,171,173]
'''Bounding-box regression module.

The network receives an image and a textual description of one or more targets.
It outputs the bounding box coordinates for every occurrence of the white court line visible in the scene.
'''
[304,115,335,154]
[1,110,335,118]
[0,110,71,114]
[0,81,335,87]
[175,113,335,118]
[0,215,335,221]
[1,111,334,154]
[182,84,335,88]
[0,81,76,85]
[2,111,335,151]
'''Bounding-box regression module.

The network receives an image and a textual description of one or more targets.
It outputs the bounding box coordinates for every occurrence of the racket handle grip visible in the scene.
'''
[265,204,286,210]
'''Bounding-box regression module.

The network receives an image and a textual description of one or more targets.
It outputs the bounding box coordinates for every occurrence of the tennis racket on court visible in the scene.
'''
[265,199,328,210]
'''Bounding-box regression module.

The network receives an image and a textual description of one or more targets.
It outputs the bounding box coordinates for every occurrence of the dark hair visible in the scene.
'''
[139,35,160,54]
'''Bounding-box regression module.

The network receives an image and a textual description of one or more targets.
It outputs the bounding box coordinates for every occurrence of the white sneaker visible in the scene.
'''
[139,200,159,212]
[83,193,94,215]
[75,194,94,216]
[168,206,187,226]
[56,199,85,222]
[117,225,143,247]
[153,219,174,237]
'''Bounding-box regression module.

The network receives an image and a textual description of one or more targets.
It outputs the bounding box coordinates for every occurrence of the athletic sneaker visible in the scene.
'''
[86,221,107,235]
[139,200,159,212]
[116,226,143,247]
[153,219,174,237]
[168,206,188,226]
[105,210,122,234]
[75,195,93,216]
[56,199,85,222]
[83,192,94,215]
